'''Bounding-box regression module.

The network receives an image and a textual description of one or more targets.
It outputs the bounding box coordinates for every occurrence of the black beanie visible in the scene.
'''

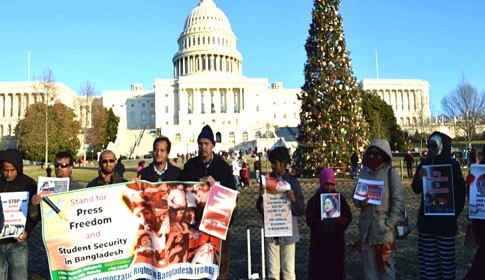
[197,125,215,146]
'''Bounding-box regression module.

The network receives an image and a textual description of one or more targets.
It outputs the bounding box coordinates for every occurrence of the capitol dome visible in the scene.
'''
[173,0,242,78]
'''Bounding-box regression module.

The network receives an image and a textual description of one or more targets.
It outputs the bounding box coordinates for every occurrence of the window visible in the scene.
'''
[242,132,248,141]
[175,133,181,142]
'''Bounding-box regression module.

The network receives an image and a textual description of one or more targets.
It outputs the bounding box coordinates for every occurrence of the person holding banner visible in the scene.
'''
[138,136,182,182]
[411,131,466,280]
[0,148,39,280]
[306,168,352,279]
[353,139,405,280]
[180,125,235,280]
[256,146,305,280]
[87,150,128,187]
[462,144,485,280]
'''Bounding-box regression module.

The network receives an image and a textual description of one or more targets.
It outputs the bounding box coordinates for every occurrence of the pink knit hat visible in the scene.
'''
[319,168,336,187]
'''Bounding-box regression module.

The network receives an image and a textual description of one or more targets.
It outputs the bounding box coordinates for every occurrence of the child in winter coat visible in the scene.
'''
[306,168,352,280]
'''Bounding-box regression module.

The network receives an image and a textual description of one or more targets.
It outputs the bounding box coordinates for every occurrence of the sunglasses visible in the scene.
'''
[101,159,116,164]
[367,151,382,158]
[54,163,70,169]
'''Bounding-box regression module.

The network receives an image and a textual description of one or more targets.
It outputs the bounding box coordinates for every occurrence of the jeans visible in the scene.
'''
[0,241,28,280]
[265,241,295,280]
[255,170,261,182]
[233,175,240,188]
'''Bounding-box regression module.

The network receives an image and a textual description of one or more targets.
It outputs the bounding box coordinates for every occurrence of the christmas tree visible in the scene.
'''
[293,0,368,176]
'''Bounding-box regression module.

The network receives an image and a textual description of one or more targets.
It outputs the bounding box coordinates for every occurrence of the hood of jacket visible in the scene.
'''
[0,149,23,176]
[365,138,392,164]
[428,131,452,161]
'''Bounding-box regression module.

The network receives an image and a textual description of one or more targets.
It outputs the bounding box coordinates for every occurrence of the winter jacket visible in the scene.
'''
[411,131,466,236]
[256,170,305,245]
[353,139,406,245]
[86,172,128,188]
[180,154,235,190]
[0,149,38,244]
[306,189,352,279]
[138,162,182,182]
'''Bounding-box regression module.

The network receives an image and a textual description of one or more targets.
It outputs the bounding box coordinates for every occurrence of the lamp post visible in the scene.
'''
[44,94,49,165]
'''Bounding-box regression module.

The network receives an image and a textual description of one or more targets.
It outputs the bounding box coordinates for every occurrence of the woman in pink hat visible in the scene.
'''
[306,168,352,280]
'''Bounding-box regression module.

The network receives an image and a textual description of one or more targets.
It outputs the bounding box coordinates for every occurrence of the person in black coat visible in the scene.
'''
[0,149,38,279]
[180,125,235,280]
[138,136,182,182]
[411,131,466,280]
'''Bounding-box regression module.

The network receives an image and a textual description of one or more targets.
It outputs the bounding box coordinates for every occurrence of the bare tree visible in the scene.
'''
[30,69,60,164]
[415,91,432,150]
[441,75,485,149]
[76,80,98,161]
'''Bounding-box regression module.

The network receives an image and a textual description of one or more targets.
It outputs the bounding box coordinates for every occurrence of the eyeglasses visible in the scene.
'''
[367,151,382,159]
[54,163,70,169]
[101,159,116,164]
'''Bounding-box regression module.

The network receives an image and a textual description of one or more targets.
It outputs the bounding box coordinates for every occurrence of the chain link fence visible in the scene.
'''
[28,178,475,280]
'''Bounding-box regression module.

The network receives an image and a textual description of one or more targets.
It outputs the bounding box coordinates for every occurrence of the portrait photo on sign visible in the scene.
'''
[320,193,341,219]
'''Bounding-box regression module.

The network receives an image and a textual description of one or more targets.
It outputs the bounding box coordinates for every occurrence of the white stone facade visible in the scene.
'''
[0,81,79,150]
[359,79,431,134]
[102,0,301,157]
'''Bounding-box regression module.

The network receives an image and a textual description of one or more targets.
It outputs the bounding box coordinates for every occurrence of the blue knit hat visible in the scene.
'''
[197,125,215,146]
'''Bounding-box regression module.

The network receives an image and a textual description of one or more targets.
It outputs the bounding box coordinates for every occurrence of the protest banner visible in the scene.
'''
[422,164,455,216]
[353,179,384,205]
[262,192,292,237]
[469,164,485,219]
[320,193,341,219]
[0,191,28,239]
[199,184,238,240]
[41,181,235,280]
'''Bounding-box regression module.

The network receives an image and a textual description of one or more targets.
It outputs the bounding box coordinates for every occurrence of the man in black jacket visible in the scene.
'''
[0,149,38,279]
[87,150,127,187]
[138,136,182,182]
[180,125,235,280]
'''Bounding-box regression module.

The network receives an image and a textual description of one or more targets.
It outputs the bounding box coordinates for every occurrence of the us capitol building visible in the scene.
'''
[0,0,434,158]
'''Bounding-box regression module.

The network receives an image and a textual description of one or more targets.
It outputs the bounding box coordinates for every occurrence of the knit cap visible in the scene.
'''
[319,168,336,187]
[197,125,215,146]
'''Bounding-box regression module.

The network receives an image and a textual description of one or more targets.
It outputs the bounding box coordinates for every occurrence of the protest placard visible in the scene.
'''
[469,164,485,219]
[320,193,341,219]
[262,192,292,237]
[199,184,238,240]
[422,164,455,216]
[353,179,384,205]
[37,176,69,195]
[0,191,28,239]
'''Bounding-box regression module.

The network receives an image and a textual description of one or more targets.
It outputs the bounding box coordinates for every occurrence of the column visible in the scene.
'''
[0,94,4,118]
